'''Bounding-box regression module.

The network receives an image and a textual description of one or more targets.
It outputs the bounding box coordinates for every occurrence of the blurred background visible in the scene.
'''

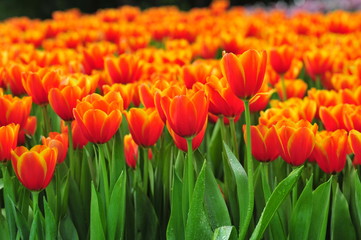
[0,0,359,20]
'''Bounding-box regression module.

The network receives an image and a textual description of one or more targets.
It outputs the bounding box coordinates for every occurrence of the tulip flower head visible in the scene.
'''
[0,123,20,162]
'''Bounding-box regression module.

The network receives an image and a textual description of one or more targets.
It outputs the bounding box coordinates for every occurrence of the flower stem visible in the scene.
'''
[316,75,322,90]
[239,99,254,240]
[142,147,149,193]
[66,121,75,178]
[186,137,194,205]
[41,104,51,135]
[31,191,40,239]
[229,117,239,158]
[98,144,110,207]
[280,74,287,101]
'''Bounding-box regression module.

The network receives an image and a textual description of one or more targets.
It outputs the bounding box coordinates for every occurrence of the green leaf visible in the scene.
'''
[59,214,79,240]
[167,173,185,240]
[44,199,57,240]
[212,226,237,240]
[331,183,356,240]
[308,177,332,240]
[185,162,213,240]
[289,175,313,240]
[207,121,222,178]
[90,183,105,240]
[352,173,361,239]
[8,196,29,240]
[204,163,231,229]
[0,178,3,190]
[107,171,126,240]
[134,187,159,240]
[2,167,16,240]
[0,213,9,240]
[223,143,248,231]
[29,209,40,240]
[250,166,304,240]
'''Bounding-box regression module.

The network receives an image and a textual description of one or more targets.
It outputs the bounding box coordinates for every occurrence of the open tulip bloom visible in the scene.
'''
[0,4,361,240]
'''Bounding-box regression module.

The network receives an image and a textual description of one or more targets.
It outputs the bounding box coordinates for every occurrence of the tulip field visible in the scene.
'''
[1,1,361,239]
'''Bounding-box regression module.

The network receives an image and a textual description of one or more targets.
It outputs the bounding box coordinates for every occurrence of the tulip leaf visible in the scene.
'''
[167,172,185,240]
[185,161,213,240]
[331,183,356,240]
[223,143,248,232]
[29,208,40,240]
[107,171,126,240]
[308,177,332,240]
[44,199,57,240]
[134,186,159,240]
[0,213,9,240]
[90,183,105,240]
[2,167,16,240]
[250,166,304,240]
[289,175,313,240]
[0,179,3,190]
[8,196,29,240]
[59,214,79,240]
[207,121,222,178]
[110,133,125,190]
[351,173,361,239]
[212,226,237,240]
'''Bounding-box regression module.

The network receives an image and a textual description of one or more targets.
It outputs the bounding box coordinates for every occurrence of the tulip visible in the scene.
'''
[311,130,348,173]
[73,91,123,144]
[11,145,57,191]
[182,63,212,89]
[18,116,37,145]
[124,108,164,147]
[349,130,361,165]
[275,79,307,101]
[221,49,267,100]
[274,120,317,166]
[0,94,32,128]
[124,134,138,168]
[42,132,68,164]
[105,54,144,84]
[269,45,294,75]
[0,123,20,162]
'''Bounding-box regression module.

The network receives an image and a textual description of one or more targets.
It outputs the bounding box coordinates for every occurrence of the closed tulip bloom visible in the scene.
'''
[160,90,208,138]
[349,130,361,165]
[304,49,333,80]
[269,45,294,75]
[319,104,348,131]
[0,94,32,128]
[245,124,279,162]
[105,54,144,84]
[73,91,123,144]
[274,120,317,166]
[311,130,348,173]
[221,49,267,100]
[182,63,212,89]
[124,108,164,147]
[11,145,57,191]
[42,132,68,164]
[0,123,20,162]
[48,85,84,121]
[124,134,138,168]
[18,116,37,145]
[205,75,244,118]
[22,68,62,105]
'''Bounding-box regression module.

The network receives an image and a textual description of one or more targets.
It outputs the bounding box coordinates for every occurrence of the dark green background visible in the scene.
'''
[0,0,289,20]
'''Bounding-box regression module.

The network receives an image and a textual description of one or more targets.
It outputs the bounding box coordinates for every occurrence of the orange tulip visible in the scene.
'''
[124,134,138,168]
[42,132,68,164]
[22,68,62,105]
[269,45,294,75]
[61,120,89,149]
[304,49,333,80]
[245,124,279,162]
[182,63,212,89]
[274,120,317,166]
[0,123,20,162]
[124,108,164,147]
[275,79,307,101]
[3,63,28,96]
[11,145,57,191]
[319,104,348,131]
[0,94,32,128]
[160,89,208,138]
[205,75,244,118]
[48,85,84,121]
[18,116,37,145]
[105,54,144,84]
[73,91,123,144]
[349,130,361,165]
[311,130,348,173]
[221,49,267,100]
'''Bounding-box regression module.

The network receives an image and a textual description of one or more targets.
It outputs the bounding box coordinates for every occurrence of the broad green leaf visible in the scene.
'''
[212,226,237,240]
[0,178,3,190]
[44,199,57,240]
[204,163,231,229]
[352,173,361,239]
[185,162,213,240]
[90,183,105,240]
[331,183,356,240]
[134,187,159,240]
[2,167,16,240]
[107,171,126,240]
[207,121,222,177]
[59,214,79,240]
[0,213,9,240]
[308,177,332,240]
[8,196,29,240]
[260,164,286,240]
[29,209,39,240]
[68,177,87,240]
[250,166,304,240]
[289,175,313,240]
[224,143,248,231]
[110,133,125,190]
[167,173,185,240]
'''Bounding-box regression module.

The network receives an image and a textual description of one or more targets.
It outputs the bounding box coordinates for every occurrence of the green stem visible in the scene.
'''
[229,117,239,158]
[31,191,40,240]
[280,74,287,101]
[186,137,194,205]
[41,104,51,135]
[98,144,110,207]
[239,100,254,240]
[66,121,75,178]
[315,75,322,90]
[142,147,149,193]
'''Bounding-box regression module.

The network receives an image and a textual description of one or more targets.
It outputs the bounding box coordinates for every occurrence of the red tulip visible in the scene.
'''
[0,123,20,162]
